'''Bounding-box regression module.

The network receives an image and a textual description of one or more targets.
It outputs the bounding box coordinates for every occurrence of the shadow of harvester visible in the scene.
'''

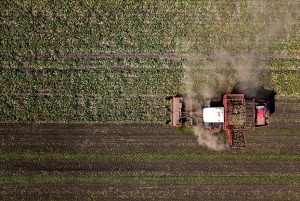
[231,81,276,114]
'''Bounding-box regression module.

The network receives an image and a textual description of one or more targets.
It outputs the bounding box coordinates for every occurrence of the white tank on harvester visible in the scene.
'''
[203,107,224,123]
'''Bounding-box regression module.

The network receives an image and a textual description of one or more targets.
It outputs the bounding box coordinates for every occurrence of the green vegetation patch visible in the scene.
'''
[2,1,300,123]
[278,128,300,136]
[2,151,300,162]
[270,71,300,96]
[0,63,182,122]
[267,59,300,69]
[1,173,299,184]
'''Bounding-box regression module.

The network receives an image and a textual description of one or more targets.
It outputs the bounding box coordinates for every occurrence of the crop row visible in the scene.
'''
[3,1,300,68]
[1,151,299,161]
[0,50,183,68]
[1,183,299,201]
[3,65,299,122]
[267,59,300,70]
[0,69,181,122]
[260,71,300,96]
[1,1,193,67]
[0,70,180,94]
[1,172,299,185]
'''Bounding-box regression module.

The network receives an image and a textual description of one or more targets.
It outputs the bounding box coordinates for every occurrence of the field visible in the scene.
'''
[1,118,300,200]
[1,0,300,200]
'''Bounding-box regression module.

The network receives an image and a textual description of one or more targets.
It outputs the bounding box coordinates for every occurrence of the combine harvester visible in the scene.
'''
[166,94,270,148]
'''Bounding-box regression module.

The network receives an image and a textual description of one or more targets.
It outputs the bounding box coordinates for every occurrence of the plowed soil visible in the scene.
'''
[1,97,300,200]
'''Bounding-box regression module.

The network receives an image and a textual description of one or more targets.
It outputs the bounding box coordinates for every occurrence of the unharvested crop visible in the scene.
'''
[1,1,300,200]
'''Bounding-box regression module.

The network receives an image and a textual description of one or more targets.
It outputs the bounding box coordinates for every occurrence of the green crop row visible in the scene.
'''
[3,1,300,68]
[267,59,300,69]
[2,1,300,123]
[0,0,192,68]
[260,71,300,96]
[1,151,299,161]
[0,68,182,122]
[0,69,182,96]
[1,173,299,184]
[1,53,183,70]
[4,60,300,123]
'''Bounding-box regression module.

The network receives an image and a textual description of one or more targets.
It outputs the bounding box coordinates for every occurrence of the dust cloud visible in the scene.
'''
[183,0,300,150]
[194,126,226,151]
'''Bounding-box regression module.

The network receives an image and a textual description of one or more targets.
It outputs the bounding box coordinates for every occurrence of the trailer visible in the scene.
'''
[166,94,270,148]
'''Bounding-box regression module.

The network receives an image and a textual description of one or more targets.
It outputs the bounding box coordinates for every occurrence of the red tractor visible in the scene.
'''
[166,94,270,148]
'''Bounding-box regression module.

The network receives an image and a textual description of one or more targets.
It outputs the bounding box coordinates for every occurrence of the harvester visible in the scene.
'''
[166,94,270,148]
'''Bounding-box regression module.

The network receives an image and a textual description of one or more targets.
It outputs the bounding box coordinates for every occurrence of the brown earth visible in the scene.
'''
[2,183,300,201]
[0,97,300,200]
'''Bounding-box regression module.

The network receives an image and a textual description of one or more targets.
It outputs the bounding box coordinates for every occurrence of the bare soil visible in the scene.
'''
[1,97,300,200]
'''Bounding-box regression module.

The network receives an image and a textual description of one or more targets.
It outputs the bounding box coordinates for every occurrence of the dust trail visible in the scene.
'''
[182,0,300,150]
[194,126,226,151]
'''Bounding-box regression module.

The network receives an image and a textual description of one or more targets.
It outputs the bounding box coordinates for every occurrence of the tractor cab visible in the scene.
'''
[203,107,224,131]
